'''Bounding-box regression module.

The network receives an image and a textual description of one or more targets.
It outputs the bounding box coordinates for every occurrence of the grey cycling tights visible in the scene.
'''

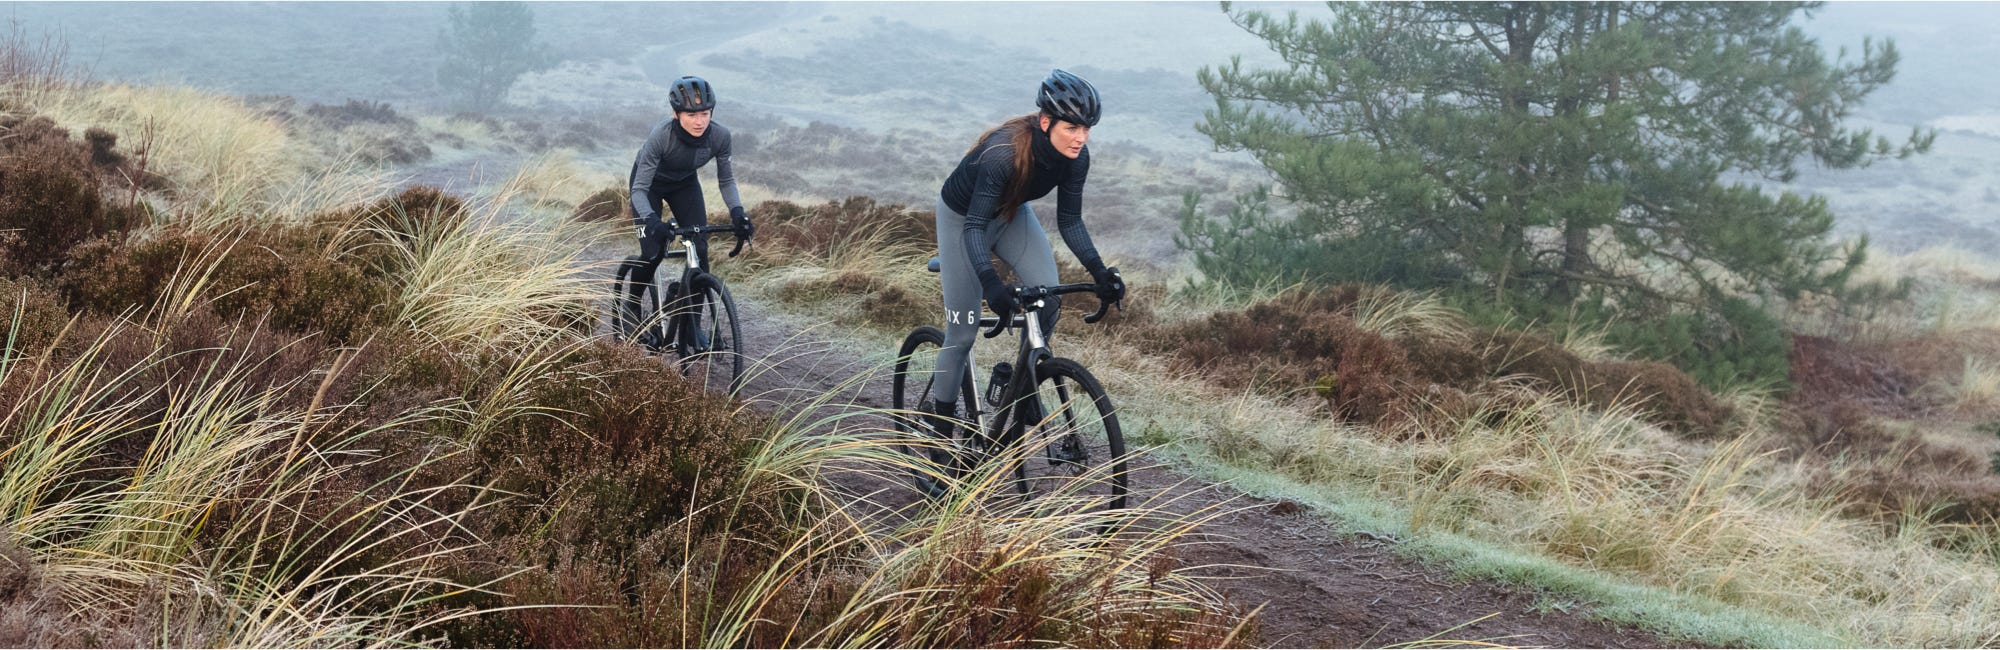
[932,198,1061,401]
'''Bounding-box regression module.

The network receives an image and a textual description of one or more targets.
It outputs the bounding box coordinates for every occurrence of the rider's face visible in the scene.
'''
[1040,115,1090,159]
[677,109,713,137]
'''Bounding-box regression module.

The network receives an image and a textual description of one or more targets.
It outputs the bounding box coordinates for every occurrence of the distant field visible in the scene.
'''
[13,1,2000,257]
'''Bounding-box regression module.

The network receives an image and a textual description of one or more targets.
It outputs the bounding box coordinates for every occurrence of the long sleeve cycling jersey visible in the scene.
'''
[629,119,742,225]
[939,123,1105,280]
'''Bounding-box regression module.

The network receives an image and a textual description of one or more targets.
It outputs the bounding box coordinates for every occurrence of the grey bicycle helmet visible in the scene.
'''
[1036,69,1101,127]
[669,75,715,113]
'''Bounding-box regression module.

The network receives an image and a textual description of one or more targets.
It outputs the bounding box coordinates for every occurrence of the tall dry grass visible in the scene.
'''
[727,197,2000,646]
[0,311,501,646]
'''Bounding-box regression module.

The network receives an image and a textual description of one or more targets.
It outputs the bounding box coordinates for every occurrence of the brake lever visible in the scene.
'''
[982,319,1009,339]
[728,236,746,258]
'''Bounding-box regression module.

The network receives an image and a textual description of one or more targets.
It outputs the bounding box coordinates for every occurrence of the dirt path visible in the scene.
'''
[701,284,1679,648]
[453,211,1688,647]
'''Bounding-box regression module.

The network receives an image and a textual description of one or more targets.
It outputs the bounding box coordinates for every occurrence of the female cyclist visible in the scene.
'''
[922,68,1126,434]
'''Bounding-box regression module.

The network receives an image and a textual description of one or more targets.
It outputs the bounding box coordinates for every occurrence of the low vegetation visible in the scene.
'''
[1,53,1246,648]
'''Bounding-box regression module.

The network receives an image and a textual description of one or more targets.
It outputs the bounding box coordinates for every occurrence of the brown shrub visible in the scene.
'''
[772,270,933,330]
[1151,287,1418,424]
[0,276,68,352]
[1789,334,1931,417]
[61,223,395,344]
[1775,401,2000,523]
[1146,287,1731,435]
[0,116,142,276]
[756,197,937,257]
[1476,330,1732,437]
[1580,360,1734,438]
[467,342,769,558]
[304,99,410,128]
[325,184,469,246]
[1480,330,1588,390]
[571,186,630,223]
[1402,335,1488,390]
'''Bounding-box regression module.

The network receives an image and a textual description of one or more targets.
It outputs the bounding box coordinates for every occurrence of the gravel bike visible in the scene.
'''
[891,257,1128,512]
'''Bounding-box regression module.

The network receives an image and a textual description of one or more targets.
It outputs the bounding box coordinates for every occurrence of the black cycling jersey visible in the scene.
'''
[939,123,1105,278]
[629,119,741,225]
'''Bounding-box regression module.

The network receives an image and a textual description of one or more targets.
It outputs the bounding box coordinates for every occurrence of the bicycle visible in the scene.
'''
[610,223,748,395]
[891,257,1128,512]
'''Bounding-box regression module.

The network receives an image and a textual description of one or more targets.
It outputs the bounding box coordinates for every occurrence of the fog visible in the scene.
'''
[8,1,1997,252]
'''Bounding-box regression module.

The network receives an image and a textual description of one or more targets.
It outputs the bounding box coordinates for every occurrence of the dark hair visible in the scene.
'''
[965,113,1043,220]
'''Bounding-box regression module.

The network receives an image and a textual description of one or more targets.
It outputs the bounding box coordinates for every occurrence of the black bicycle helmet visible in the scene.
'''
[668,75,716,113]
[1036,69,1101,127]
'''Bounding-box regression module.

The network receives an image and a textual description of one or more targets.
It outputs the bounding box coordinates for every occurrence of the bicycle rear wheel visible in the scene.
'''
[1011,357,1128,513]
[891,326,976,497]
[677,273,745,395]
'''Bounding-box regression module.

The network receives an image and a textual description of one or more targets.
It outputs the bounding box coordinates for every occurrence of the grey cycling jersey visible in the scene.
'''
[629,119,741,225]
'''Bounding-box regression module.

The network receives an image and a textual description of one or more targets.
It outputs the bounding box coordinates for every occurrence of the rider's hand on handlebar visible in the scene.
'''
[729,206,754,243]
[979,271,1021,323]
[1089,266,1126,310]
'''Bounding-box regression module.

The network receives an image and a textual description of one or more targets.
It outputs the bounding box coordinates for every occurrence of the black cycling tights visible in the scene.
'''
[622,180,709,332]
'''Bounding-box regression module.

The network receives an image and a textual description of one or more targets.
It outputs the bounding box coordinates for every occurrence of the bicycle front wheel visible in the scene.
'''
[677,273,745,395]
[1012,357,1128,513]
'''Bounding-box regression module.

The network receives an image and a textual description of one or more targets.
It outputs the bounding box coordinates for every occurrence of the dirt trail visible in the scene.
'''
[700,285,1679,649]
[495,218,1685,647]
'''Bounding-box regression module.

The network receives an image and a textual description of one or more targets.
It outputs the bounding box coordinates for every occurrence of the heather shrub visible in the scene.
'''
[467,342,769,559]
[1150,286,1733,435]
[571,186,629,223]
[304,99,410,128]
[1152,287,1417,424]
[0,276,68,352]
[60,222,395,344]
[321,184,470,247]
[756,197,936,256]
[1580,360,1734,438]
[0,116,143,276]
[771,270,932,330]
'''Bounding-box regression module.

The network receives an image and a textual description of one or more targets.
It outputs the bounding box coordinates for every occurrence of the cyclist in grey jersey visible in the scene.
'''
[619,75,754,339]
[925,69,1126,433]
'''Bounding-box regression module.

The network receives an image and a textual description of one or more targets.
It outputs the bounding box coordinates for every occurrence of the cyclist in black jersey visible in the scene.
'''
[620,75,753,339]
[923,69,1126,436]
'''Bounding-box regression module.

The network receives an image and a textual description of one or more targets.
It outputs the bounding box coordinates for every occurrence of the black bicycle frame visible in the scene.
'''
[965,283,1105,449]
[614,223,745,348]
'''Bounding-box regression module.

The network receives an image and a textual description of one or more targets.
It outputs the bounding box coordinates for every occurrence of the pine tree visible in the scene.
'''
[1182,1,1932,387]
[436,3,551,113]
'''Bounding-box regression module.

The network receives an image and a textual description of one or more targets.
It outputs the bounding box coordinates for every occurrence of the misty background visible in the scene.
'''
[9,1,1999,256]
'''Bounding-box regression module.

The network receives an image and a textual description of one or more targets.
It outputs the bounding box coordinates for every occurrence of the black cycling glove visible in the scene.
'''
[978,270,1020,322]
[639,218,672,259]
[730,206,754,242]
[1089,266,1125,306]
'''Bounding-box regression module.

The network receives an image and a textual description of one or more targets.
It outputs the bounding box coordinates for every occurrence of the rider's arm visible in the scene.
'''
[713,126,744,213]
[628,124,670,225]
[960,145,1012,285]
[1055,148,1106,275]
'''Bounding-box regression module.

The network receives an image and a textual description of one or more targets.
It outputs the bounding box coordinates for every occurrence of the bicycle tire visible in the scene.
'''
[679,272,745,395]
[1010,356,1128,513]
[891,326,976,497]
[611,261,668,351]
